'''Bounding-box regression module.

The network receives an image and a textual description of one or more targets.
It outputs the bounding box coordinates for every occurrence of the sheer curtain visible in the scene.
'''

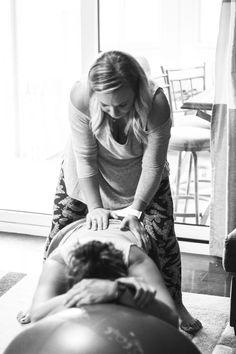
[0,0,86,234]
[99,0,221,83]
[1,0,82,161]
[210,0,236,256]
[0,1,16,159]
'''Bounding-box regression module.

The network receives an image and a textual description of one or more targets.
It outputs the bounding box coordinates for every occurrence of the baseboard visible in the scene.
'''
[0,221,50,237]
[0,209,51,237]
[179,240,209,255]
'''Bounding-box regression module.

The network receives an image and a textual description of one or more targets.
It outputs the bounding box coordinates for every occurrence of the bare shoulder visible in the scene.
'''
[30,258,68,314]
[147,88,171,130]
[128,245,160,278]
[70,80,90,115]
[38,258,68,291]
[128,245,150,266]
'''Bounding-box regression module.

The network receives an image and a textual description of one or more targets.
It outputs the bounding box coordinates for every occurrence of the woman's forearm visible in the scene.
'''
[79,175,103,211]
[30,294,67,322]
[130,198,147,213]
[118,289,178,328]
[144,297,179,328]
[132,169,163,210]
[133,119,171,208]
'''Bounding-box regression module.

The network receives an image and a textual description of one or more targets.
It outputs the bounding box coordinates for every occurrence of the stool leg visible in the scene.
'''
[174,151,183,218]
[183,154,193,223]
[230,275,236,335]
[192,151,199,224]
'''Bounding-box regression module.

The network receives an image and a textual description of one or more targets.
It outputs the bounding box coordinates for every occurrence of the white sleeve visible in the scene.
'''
[69,101,98,178]
[134,118,171,205]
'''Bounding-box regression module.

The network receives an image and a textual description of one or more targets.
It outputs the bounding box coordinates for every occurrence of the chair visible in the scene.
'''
[164,64,206,108]
[223,228,236,334]
[161,64,210,130]
[153,70,211,224]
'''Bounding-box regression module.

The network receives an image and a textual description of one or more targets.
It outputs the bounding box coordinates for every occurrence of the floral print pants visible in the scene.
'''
[44,166,182,305]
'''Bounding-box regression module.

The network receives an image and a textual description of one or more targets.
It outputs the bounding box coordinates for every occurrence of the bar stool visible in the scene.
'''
[153,69,211,224]
[169,126,210,224]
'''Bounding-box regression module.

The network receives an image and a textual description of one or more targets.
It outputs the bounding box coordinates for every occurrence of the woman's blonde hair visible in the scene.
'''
[88,51,152,144]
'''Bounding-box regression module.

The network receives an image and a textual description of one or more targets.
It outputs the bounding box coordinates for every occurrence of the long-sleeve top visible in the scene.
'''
[63,86,171,210]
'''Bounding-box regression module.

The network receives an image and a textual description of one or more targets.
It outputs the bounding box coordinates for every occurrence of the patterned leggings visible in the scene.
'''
[45,167,182,305]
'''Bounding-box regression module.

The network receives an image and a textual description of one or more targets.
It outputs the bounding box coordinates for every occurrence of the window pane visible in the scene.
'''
[15,0,81,159]
[99,0,221,80]
[0,0,82,218]
[99,0,221,229]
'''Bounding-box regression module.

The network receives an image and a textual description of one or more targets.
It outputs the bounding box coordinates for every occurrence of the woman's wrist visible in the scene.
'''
[127,208,142,220]
[113,280,126,300]
[131,199,147,212]
[115,206,143,220]
[88,205,103,212]
[79,175,103,212]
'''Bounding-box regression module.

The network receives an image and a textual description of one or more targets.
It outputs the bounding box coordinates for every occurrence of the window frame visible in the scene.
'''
[1,0,210,253]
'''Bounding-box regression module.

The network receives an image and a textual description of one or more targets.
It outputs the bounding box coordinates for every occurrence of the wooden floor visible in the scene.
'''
[182,252,231,297]
[0,232,231,298]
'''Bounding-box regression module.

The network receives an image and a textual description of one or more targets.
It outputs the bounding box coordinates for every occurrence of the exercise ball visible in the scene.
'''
[4,304,200,354]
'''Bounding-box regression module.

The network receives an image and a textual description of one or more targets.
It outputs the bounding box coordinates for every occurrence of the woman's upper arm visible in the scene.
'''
[70,81,90,114]
[31,259,68,308]
[128,246,176,310]
[133,90,171,207]
[147,88,171,130]
[69,82,98,178]
[128,246,164,286]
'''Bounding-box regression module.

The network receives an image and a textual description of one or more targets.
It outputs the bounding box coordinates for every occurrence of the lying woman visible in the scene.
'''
[22,219,178,328]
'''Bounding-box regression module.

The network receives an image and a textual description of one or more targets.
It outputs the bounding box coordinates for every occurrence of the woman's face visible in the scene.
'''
[95,86,135,120]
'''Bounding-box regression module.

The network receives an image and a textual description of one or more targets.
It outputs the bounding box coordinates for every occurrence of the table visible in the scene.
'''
[181,88,214,111]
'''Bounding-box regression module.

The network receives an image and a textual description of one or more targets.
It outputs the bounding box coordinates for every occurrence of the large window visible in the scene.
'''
[98,0,221,235]
[0,0,97,236]
[2,0,83,161]
[99,0,221,82]
[1,0,222,241]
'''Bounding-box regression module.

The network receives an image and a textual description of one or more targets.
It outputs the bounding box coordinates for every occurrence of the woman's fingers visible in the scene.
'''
[64,287,91,307]
[64,279,117,308]
[134,286,156,308]
[91,219,97,230]
[102,215,109,229]
[118,277,156,309]
[64,291,82,307]
[86,216,92,229]
[135,289,156,309]
[86,209,115,230]
[120,216,144,245]
[131,227,142,244]
[110,211,119,220]
[96,218,102,230]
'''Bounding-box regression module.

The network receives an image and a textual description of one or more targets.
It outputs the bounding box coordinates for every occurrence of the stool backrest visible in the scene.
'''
[161,64,206,112]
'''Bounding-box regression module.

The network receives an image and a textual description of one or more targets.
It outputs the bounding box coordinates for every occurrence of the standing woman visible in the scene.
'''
[45,50,201,334]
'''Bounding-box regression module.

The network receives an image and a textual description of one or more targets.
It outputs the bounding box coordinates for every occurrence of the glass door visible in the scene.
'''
[98,0,221,241]
[0,0,84,236]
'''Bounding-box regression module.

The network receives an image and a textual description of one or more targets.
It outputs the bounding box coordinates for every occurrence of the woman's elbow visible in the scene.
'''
[168,309,179,328]
[30,310,42,323]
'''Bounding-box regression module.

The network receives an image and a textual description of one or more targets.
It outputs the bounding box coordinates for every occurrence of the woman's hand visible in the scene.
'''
[120,215,145,246]
[86,208,118,230]
[117,277,156,309]
[63,279,117,308]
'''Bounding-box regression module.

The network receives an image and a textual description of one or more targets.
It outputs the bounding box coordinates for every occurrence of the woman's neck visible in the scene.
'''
[108,115,129,144]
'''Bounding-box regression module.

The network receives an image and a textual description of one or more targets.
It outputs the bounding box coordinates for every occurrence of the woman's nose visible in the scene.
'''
[109,106,119,117]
